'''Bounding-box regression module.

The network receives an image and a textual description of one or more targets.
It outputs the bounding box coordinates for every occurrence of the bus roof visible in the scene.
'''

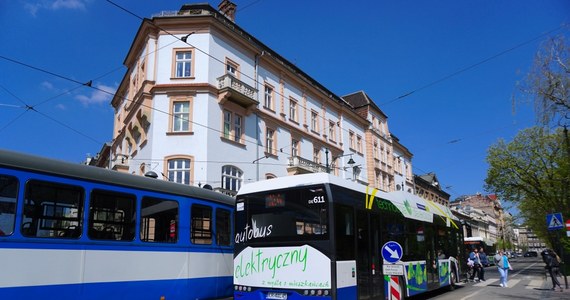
[237,173,459,226]
[0,148,235,207]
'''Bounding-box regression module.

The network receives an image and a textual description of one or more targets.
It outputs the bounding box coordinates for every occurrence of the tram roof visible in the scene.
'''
[0,148,235,207]
[238,173,459,226]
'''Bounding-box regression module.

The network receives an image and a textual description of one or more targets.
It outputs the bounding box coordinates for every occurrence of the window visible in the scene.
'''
[222,165,243,192]
[329,121,336,142]
[234,114,242,142]
[289,98,298,122]
[291,139,299,157]
[265,127,275,155]
[349,131,355,149]
[0,175,18,236]
[222,110,243,143]
[140,197,179,243]
[89,190,136,241]
[191,204,212,244]
[311,111,319,132]
[373,141,379,160]
[174,50,193,78]
[226,59,239,77]
[264,84,274,110]
[22,180,83,239]
[356,135,363,153]
[172,101,190,132]
[313,147,321,164]
[223,110,232,139]
[168,158,191,184]
[216,208,231,246]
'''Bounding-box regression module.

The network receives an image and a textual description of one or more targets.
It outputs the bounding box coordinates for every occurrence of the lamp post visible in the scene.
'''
[326,150,355,174]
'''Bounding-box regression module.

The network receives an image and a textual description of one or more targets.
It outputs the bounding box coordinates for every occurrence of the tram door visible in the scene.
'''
[356,210,383,300]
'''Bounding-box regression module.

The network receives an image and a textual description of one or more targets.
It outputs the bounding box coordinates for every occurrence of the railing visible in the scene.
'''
[287,156,328,173]
[217,74,257,100]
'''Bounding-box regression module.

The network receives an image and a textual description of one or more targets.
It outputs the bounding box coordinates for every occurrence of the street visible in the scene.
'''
[412,256,569,299]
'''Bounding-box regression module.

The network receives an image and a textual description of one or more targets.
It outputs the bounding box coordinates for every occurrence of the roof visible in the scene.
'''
[237,173,459,227]
[342,91,388,118]
[0,148,235,207]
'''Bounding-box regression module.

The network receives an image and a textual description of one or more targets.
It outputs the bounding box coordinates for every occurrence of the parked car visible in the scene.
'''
[524,251,538,257]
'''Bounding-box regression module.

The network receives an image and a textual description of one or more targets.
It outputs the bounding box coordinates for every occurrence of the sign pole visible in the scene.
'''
[557,230,568,289]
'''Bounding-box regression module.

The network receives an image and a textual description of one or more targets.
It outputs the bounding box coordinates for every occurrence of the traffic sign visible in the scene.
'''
[382,241,403,264]
[546,213,564,231]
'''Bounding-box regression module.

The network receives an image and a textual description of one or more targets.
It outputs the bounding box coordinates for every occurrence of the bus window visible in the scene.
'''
[89,189,136,241]
[191,204,212,244]
[234,186,329,245]
[22,180,83,238]
[0,175,18,236]
[334,204,355,260]
[140,197,178,243]
[216,208,231,246]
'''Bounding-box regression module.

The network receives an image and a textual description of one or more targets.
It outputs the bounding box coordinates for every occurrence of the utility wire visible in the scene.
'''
[380,24,567,106]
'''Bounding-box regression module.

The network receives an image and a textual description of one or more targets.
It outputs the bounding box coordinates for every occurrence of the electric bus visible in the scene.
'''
[233,173,462,300]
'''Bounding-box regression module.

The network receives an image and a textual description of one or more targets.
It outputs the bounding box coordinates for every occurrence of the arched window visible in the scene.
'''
[221,165,243,192]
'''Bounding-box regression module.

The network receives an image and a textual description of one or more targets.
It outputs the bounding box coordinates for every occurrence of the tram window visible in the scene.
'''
[216,208,231,246]
[140,197,178,243]
[0,175,18,236]
[89,190,136,241]
[22,180,83,239]
[191,204,212,244]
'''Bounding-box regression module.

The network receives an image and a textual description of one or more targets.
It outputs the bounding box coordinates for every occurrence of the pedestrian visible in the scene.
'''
[541,249,563,292]
[478,247,488,281]
[494,249,512,287]
[469,248,481,282]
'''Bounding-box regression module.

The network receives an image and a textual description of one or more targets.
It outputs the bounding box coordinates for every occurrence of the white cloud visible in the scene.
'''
[75,83,116,106]
[24,0,90,16]
[40,81,55,90]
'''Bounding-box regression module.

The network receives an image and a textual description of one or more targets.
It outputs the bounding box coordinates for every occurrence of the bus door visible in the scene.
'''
[356,210,383,300]
[425,225,439,290]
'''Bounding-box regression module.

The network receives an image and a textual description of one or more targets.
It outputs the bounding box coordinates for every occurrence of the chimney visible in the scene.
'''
[218,0,237,22]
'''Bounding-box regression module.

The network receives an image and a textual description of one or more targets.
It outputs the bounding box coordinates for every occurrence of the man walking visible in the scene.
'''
[478,247,488,281]
[541,249,563,292]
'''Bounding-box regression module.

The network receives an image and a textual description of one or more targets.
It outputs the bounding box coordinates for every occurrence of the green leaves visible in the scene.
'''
[485,126,569,250]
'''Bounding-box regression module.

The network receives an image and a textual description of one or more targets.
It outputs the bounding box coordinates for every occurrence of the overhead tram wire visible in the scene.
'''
[104,0,351,137]
[379,24,567,107]
[0,55,266,150]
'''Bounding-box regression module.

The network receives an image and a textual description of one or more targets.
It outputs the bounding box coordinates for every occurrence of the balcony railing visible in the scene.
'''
[287,156,328,174]
[217,74,258,109]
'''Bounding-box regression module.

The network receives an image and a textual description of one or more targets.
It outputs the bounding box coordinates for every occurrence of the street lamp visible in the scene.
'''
[325,150,354,174]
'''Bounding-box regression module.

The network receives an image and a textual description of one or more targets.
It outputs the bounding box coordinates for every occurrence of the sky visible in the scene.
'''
[1,0,569,208]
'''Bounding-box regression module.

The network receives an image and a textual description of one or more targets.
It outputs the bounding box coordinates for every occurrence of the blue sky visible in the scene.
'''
[1,0,569,206]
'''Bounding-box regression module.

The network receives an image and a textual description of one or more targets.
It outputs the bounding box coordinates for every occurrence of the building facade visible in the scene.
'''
[102,1,417,197]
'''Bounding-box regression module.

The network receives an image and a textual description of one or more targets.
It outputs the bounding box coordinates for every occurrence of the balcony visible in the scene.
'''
[287,156,328,175]
[217,74,258,110]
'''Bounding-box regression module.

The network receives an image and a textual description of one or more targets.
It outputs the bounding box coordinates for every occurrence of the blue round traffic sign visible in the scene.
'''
[382,241,403,264]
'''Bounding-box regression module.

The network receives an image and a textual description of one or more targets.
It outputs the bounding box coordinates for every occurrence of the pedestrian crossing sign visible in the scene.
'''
[546,213,564,231]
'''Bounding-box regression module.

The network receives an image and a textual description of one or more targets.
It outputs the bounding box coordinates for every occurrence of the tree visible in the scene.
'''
[485,127,569,251]
[518,34,570,126]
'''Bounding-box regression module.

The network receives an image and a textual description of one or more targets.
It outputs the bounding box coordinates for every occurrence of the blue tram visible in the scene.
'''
[0,149,234,299]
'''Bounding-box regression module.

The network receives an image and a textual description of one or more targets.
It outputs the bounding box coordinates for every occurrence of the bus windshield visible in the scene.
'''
[235,185,328,245]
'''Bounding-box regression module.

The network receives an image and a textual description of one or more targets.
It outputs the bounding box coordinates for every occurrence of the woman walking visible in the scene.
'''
[494,249,512,287]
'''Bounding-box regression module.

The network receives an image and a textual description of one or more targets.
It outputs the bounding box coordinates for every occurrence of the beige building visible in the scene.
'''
[89,1,417,197]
